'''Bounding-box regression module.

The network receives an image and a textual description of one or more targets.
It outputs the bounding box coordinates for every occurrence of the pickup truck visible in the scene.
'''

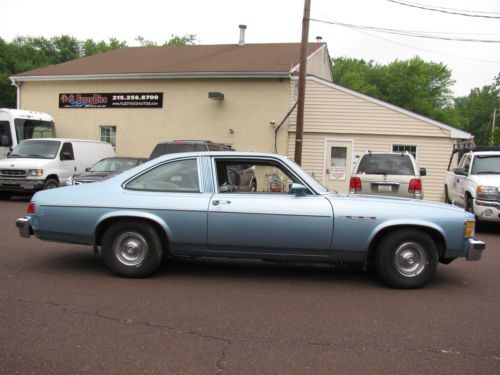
[445,146,500,222]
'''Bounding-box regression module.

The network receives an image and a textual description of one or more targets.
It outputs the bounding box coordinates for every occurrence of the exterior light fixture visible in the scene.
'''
[208,92,224,100]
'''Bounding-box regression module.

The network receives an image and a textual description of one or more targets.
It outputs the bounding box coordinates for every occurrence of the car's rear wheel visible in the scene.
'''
[376,229,438,289]
[102,221,163,278]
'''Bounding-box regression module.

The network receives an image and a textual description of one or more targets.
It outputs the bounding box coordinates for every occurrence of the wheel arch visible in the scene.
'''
[365,223,447,266]
[45,174,59,184]
[94,211,171,252]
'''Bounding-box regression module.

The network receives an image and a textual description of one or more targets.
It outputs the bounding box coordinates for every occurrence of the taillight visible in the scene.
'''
[27,202,35,214]
[349,177,362,193]
[408,179,422,194]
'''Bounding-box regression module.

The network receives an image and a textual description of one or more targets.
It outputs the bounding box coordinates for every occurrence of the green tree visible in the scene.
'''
[164,34,197,46]
[81,38,127,56]
[454,74,500,146]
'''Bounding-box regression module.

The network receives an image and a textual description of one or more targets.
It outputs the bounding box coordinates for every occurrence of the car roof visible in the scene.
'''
[151,151,289,162]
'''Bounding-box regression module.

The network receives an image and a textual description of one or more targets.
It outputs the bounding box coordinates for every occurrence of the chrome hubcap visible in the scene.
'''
[394,242,426,277]
[114,232,148,267]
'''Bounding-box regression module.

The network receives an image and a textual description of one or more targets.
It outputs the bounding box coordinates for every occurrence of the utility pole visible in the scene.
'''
[491,107,497,146]
[294,0,311,165]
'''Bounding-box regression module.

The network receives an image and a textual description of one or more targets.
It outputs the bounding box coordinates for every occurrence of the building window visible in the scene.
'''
[392,144,417,159]
[100,126,116,148]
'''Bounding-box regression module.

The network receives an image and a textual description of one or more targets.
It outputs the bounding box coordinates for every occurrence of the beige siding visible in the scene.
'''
[286,78,458,202]
[289,79,451,138]
[305,46,333,82]
[288,133,454,202]
[20,78,290,158]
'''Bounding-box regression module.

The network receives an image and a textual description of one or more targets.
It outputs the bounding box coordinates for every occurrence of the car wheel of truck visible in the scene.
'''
[43,178,59,190]
[102,221,163,278]
[376,229,438,289]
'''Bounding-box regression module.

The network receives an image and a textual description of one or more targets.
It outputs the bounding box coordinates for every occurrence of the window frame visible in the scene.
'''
[100,125,117,149]
[123,157,203,194]
[392,144,417,160]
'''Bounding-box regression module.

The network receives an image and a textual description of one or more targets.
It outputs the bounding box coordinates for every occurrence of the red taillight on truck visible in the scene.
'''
[27,202,35,214]
[349,177,362,193]
[408,179,422,194]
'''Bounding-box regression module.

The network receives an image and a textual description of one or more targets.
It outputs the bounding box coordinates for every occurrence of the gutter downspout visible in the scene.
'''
[10,78,21,109]
[274,100,298,154]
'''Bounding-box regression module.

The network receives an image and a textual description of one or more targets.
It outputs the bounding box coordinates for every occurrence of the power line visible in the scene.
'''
[310,18,500,43]
[319,19,500,64]
[386,0,500,19]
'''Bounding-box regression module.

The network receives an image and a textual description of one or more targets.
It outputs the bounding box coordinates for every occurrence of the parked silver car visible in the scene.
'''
[350,152,426,199]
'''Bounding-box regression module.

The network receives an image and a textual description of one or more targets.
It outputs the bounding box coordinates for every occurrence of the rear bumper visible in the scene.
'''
[466,239,485,261]
[16,217,33,238]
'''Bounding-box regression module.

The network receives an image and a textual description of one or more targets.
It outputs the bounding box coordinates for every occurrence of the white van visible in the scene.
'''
[0,109,56,159]
[0,138,115,198]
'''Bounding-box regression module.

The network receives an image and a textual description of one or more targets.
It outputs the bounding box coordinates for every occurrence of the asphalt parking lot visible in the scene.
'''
[0,198,499,375]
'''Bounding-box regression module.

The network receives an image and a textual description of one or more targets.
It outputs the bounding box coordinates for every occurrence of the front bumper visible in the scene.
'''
[466,239,486,261]
[16,217,33,238]
[474,199,500,222]
[0,178,45,193]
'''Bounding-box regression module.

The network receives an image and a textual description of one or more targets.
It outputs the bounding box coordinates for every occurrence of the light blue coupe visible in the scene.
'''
[16,152,485,288]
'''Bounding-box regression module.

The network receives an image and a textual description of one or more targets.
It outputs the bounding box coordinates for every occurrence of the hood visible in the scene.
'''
[0,157,54,168]
[470,174,500,188]
[74,171,117,182]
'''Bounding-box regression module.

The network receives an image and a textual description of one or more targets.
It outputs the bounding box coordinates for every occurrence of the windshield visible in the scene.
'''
[90,158,140,172]
[471,155,500,175]
[14,119,55,142]
[357,154,415,175]
[8,140,61,159]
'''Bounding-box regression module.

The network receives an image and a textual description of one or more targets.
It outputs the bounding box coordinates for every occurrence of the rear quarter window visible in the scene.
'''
[356,154,415,175]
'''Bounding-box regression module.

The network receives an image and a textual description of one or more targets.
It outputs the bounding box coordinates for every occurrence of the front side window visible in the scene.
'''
[60,142,75,160]
[126,159,200,192]
[100,126,116,148]
[214,158,308,194]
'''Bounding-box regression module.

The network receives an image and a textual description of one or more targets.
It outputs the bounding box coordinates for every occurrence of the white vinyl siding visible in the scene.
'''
[305,46,333,82]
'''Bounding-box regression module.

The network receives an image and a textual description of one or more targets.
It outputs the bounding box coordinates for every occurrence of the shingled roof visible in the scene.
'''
[12,43,326,80]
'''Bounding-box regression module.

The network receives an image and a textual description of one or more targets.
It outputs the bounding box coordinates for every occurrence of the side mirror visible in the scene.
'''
[454,167,467,176]
[419,168,426,176]
[85,167,90,172]
[1,135,10,147]
[289,183,307,196]
[219,183,236,193]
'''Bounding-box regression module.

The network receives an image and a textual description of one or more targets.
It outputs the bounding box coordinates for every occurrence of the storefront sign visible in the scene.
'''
[59,93,163,108]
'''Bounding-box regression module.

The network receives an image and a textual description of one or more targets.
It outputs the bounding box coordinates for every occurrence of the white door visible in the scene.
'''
[324,140,353,193]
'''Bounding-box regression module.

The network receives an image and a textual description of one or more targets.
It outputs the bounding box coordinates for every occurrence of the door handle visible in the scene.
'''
[212,200,231,206]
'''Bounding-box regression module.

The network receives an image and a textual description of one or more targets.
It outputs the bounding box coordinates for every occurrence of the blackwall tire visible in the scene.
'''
[102,221,163,278]
[376,229,438,289]
[43,178,59,190]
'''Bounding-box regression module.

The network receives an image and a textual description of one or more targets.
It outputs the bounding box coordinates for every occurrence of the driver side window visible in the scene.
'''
[214,159,307,194]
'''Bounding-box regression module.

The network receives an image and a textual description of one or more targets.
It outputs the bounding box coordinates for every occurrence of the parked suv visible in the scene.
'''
[349,152,426,199]
[149,140,234,160]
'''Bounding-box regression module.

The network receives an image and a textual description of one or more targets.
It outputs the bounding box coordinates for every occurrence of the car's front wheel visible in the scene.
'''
[102,221,163,278]
[376,229,438,289]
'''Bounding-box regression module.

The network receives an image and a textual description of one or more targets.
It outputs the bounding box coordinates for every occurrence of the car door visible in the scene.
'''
[58,142,77,184]
[207,157,334,258]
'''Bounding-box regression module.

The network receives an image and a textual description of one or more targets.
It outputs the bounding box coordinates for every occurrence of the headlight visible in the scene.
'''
[476,185,498,201]
[28,169,43,177]
[464,219,475,238]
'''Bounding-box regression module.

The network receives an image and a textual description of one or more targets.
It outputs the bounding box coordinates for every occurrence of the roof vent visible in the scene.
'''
[239,25,247,46]
[316,36,323,42]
